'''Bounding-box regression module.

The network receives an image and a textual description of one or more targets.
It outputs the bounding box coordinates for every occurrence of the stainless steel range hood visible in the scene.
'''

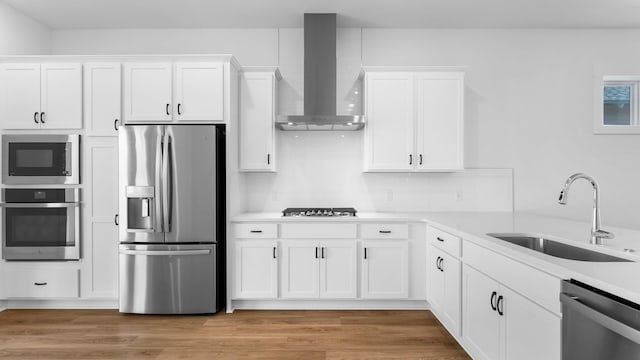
[276,14,365,131]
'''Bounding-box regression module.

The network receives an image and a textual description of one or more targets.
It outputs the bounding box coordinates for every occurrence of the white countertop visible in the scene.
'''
[232,211,640,304]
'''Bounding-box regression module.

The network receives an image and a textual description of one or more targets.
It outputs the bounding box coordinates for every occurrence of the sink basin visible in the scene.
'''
[486,233,632,262]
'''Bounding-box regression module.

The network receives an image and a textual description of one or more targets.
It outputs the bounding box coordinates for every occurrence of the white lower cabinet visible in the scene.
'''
[281,240,357,299]
[361,240,409,299]
[5,266,79,299]
[462,265,560,360]
[234,240,278,299]
[428,245,461,336]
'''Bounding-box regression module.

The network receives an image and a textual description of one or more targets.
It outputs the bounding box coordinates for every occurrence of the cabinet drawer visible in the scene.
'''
[464,240,561,315]
[427,226,461,257]
[234,223,278,238]
[5,268,79,298]
[361,224,409,239]
[281,223,357,239]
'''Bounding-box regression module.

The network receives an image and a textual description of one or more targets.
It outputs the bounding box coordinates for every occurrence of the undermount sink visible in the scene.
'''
[486,233,632,262]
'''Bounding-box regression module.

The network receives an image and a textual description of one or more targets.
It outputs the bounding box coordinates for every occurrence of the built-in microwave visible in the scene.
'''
[1,134,80,185]
[1,188,80,260]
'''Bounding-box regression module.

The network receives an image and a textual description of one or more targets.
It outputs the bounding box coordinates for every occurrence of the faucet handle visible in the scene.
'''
[593,229,615,240]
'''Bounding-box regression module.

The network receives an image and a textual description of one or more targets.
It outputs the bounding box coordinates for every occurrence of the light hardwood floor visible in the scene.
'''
[0,309,470,359]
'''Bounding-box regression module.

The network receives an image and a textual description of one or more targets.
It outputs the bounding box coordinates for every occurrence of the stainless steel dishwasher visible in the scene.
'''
[561,280,640,359]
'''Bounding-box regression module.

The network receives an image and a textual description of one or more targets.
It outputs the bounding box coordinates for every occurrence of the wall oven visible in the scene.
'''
[2,134,80,185]
[1,188,80,260]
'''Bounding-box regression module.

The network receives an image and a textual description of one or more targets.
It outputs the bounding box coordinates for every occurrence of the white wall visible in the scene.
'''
[51,28,640,228]
[0,2,51,54]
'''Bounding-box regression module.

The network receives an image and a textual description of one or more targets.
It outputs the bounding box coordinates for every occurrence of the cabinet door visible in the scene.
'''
[123,63,172,122]
[83,138,119,299]
[462,265,501,360]
[319,240,356,299]
[427,246,445,313]
[364,73,415,171]
[502,286,561,360]
[174,62,224,122]
[84,63,121,136]
[239,72,276,171]
[0,63,41,129]
[234,240,278,299]
[440,250,462,336]
[415,72,464,171]
[281,240,320,299]
[361,240,409,299]
[40,63,82,129]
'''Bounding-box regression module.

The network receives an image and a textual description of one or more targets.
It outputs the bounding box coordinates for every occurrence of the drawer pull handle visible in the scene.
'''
[364,248,368,259]
[34,282,48,286]
[379,230,392,234]
[490,291,498,311]
[437,237,445,242]
[497,295,504,316]
[273,247,277,259]
[250,230,263,233]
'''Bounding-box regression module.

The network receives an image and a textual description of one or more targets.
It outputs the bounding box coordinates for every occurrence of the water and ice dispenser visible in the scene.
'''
[126,186,155,231]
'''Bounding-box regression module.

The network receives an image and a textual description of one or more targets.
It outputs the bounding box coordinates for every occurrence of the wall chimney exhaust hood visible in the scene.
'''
[276,14,365,131]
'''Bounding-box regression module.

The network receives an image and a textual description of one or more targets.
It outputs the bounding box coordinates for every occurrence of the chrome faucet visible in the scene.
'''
[558,173,614,245]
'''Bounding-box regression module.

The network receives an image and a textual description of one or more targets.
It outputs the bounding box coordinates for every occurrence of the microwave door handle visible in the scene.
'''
[162,133,172,233]
[65,141,72,176]
[560,293,640,344]
[0,203,79,208]
[154,131,164,233]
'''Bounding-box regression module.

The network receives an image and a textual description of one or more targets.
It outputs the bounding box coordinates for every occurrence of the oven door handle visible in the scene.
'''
[0,203,79,208]
[119,249,211,256]
[560,293,640,344]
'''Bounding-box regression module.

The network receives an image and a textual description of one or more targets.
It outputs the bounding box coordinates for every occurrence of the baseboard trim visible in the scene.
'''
[5,299,118,309]
[231,299,429,311]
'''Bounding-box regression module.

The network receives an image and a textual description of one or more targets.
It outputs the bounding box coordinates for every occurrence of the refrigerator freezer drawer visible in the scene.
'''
[119,243,217,314]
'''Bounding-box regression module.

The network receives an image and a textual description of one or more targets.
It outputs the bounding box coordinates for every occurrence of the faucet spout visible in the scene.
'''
[557,173,614,245]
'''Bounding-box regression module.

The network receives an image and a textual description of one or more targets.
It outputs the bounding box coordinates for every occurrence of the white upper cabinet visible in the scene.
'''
[84,63,121,136]
[1,63,82,130]
[416,72,464,171]
[174,62,224,122]
[239,70,278,172]
[123,62,224,123]
[364,72,415,171]
[123,63,173,122]
[363,69,464,172]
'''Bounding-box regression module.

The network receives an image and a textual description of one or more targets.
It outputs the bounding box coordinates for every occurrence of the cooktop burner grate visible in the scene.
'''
[282,207,357,217]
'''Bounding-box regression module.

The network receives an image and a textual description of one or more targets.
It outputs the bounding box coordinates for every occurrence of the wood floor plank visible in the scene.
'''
[0,309,470,359]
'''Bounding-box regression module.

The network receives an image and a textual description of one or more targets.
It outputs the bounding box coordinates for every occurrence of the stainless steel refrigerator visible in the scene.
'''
[118,124,225,314]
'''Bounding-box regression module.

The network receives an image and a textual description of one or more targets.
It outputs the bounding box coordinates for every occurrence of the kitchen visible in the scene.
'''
[1,0,640,359]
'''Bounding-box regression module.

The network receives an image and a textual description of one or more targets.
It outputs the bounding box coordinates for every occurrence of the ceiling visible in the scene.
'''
[4,0,640,29]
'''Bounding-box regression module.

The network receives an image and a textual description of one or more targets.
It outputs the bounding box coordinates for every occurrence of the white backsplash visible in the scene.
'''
[245,131,513,212]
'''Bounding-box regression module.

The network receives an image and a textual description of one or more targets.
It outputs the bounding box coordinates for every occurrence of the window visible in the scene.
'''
[595,76,640,134]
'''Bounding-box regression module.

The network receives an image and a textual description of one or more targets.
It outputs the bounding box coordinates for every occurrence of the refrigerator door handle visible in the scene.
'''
[154,130,164,233]
[162,133,172,233]
[119,249,211,256]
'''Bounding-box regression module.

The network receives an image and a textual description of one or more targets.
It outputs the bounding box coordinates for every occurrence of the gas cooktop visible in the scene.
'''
[282,208,357,217]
